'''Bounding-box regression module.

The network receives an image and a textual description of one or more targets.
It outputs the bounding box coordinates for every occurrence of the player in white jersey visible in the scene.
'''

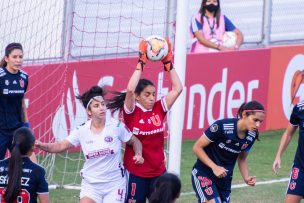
[35,86,144,203]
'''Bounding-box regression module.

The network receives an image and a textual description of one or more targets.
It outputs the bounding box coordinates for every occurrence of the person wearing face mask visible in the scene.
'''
[192,101,265,203]
[190,0,243,53]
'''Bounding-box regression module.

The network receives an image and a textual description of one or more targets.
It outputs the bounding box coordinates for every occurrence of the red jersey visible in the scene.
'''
[123,98,168,177]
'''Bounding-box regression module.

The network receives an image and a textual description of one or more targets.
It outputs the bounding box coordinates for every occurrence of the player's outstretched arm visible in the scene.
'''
[238,151,256,186]
[162,39,183,109]
[126,135,144,164]
[35,139,72,153]
[272,123,297,174]
[124,40,147,112]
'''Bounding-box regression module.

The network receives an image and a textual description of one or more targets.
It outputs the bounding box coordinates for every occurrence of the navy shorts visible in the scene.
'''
[125,172,160,203]
[192,167,231,203]
[286,164,304,197]
[0,130,14,160]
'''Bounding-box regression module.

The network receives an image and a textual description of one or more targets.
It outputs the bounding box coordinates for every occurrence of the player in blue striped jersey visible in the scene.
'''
[192,101,265,203]
[273,100,304,203]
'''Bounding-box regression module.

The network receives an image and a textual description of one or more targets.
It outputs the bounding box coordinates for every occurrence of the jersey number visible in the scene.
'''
[0,187,30,203]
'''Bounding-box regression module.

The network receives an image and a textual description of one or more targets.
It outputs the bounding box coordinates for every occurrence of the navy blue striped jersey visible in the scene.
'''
[290,101,304,169]
[194,118,257,189]
[0,67,28,132]
[0,157,48,203]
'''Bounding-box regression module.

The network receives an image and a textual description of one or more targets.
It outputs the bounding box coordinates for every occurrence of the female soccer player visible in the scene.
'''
[0,127,49,203]
[191,101,265,203]
[273,100,304,203]
[35,86,144,203]
[107,38,183,203]
[0,43,32,160]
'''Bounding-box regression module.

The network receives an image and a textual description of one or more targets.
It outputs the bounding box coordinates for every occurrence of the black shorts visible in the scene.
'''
[191,167,231,203]
[125,172,160,203]
[286,164,304,197]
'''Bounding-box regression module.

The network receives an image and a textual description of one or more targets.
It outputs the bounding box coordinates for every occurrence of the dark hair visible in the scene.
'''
[199,0,221,29]
[237,100,265,140]
[6,127,35,203]
[149,173,181,203]
[76,85,106,110]
[0,43,23,67]
[107,79,154,112]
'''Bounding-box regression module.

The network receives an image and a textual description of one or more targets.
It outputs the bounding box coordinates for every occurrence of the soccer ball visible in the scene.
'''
[222,31,237,48]
[146,35,168,61]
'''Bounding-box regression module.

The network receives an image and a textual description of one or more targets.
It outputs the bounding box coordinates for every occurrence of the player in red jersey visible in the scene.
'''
[107,38,183,203]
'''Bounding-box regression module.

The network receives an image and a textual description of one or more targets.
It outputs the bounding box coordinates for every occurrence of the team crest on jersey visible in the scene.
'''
[5,80,9,86]
[289,181,296,190]
[226,139,231,144]
[210,124,218,132]
[241,143,248,150]
[128,199,136,203]
[150,114,161,126]
[19,79,24,88]
[104,136,113,143]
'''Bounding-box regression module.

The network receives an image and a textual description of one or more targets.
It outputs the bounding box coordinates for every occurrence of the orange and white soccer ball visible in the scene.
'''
[222,31,237,48]
[146,35,168,61]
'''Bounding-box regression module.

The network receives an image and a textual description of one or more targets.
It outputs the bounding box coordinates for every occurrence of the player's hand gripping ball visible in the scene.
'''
[146,35,168,61]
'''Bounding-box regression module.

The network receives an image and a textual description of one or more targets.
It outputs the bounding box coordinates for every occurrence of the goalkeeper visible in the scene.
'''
[107,38,183,203]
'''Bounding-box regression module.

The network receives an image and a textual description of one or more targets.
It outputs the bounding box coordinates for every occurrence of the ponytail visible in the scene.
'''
[5,145,22,203]
[5,127,35,203]
[107,91,127,113]
[0,57,6,67]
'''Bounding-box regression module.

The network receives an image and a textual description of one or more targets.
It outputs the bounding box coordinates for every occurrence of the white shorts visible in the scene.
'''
[80,177,127,203]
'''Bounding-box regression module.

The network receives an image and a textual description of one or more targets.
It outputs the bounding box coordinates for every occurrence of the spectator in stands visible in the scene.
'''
[149,172,181,203]
[190,0,243,53]
[192,101,265,203]
[35,85,144,203]
[107,38,183,203]
[0,43,37,162]
[273,100,304,203]
[0,127,49,203]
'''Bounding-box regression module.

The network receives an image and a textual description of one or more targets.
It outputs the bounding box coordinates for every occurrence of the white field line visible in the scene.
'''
[47,177,289,194]
[181,178,289,196]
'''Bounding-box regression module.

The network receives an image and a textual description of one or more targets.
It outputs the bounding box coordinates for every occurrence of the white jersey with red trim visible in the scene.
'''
[123,97,168,177]
[66,117,132,183]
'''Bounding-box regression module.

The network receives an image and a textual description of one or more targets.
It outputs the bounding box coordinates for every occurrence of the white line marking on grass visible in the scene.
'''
[181,178,289,196]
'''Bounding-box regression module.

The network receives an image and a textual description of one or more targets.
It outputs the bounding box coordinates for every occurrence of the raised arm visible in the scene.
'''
[164,69,183,109]
[161,39,183,109]
[35,139,72,153]
[272,123,297,174]
[193,134,228,178]
[124,40,147,112]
